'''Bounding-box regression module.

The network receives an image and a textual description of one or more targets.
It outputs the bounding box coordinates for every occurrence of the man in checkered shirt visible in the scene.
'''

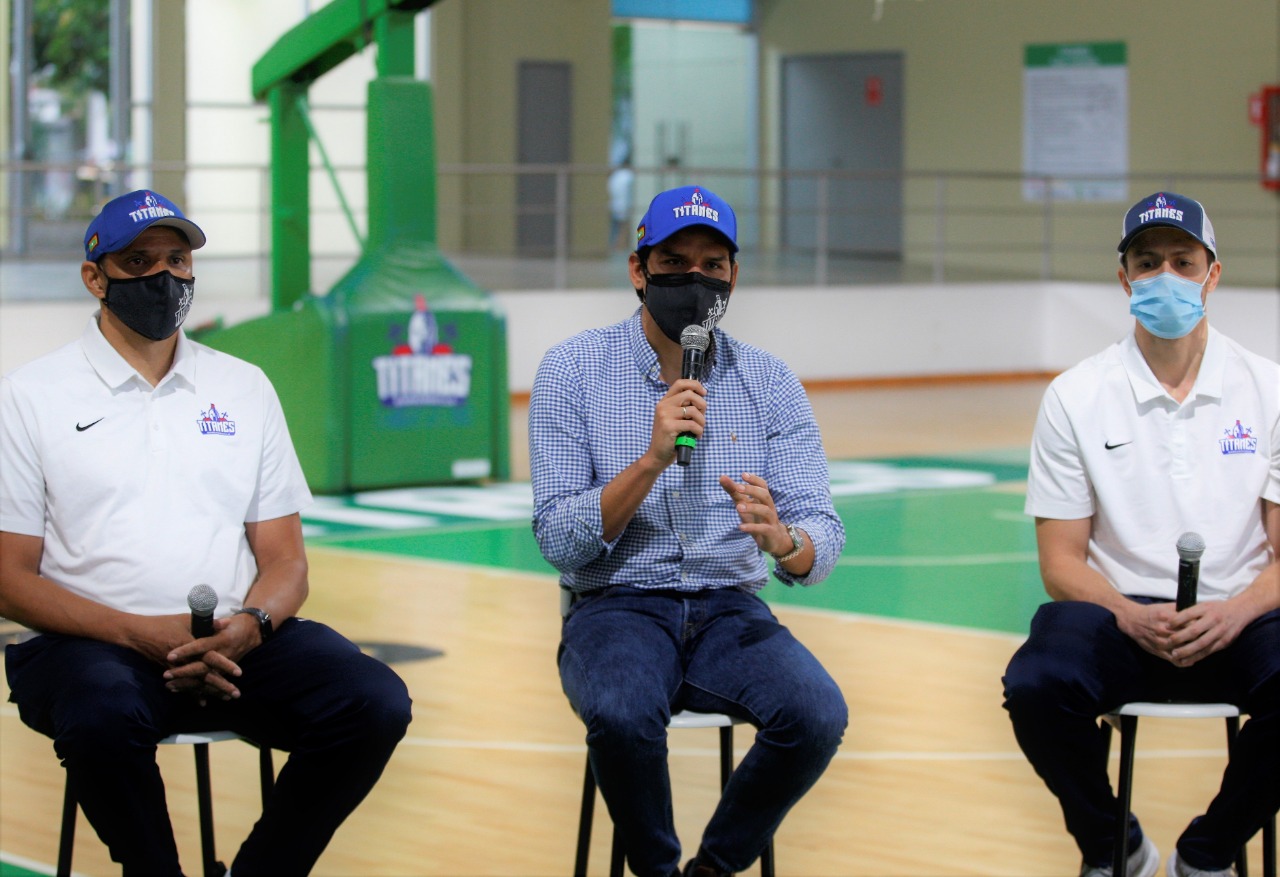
[530,185,848,877]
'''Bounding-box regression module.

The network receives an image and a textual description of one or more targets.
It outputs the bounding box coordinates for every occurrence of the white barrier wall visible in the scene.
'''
[498,283,1280,392]
[3,284,1277,390]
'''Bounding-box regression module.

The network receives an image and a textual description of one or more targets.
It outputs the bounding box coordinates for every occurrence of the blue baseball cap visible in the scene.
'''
[635,185,738,253]
[1117,191,1216,260]
[84,189,207,261]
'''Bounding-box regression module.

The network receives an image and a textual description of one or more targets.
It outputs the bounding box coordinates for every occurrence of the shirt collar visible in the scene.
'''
[1119,325,1225,404]
[625,308,722,386]
[81,313,196,391]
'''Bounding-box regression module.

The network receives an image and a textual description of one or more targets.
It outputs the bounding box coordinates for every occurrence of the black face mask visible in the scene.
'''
[640,271,732,345]
[103,270,195,341]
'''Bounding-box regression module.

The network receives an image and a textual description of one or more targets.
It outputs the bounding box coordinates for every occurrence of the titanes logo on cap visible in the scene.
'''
[129,192,179,225]
[671,188,720,225]
[1136,193,1184,225]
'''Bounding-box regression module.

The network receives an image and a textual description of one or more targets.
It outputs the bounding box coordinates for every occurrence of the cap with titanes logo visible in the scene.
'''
[1117,191,1216,260]
[84,189,207,261]
[635,185,738,253]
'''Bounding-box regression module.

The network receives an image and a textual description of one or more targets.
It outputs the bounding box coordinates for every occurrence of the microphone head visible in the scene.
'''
[680,324,710,352]
[1176,531,1206,561]
[187,584,218,616]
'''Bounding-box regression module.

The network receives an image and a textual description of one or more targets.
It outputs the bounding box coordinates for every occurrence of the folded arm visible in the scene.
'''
[165,513,309,699]
[0,530,193,665]
[1034,516,1179,661]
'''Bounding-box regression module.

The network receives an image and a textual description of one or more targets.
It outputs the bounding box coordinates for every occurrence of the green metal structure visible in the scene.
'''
[193,0,509,493]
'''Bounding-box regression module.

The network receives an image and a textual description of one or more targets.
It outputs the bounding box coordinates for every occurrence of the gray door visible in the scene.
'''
[517,61,572,255]
[781,53,903,257]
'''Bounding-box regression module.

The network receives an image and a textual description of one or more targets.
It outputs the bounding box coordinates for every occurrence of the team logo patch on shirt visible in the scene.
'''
[198,403,236,436]
[1218,420,1256,455]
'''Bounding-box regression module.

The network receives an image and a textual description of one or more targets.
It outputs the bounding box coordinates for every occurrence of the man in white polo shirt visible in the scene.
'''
[1003,192,1280,877]
[0,190,412,876]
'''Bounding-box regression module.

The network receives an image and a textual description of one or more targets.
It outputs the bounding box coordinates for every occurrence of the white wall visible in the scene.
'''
[498,283,1280,393]
[10,283,1274,389]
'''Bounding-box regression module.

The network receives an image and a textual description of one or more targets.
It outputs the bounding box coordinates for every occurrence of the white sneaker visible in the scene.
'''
[1081,835,1161,877]
[1166,850,1236,877]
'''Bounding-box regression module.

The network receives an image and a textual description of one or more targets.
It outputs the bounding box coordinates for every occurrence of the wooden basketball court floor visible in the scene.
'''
[0,380,1270,876]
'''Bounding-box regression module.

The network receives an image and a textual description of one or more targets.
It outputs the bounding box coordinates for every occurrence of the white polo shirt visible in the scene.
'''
[0,315,313,616]
[1026,327,1280,601]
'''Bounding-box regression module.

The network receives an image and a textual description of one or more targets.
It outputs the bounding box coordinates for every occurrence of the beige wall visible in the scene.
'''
[754,0,1280,282]
[432,0,613,254]
[430,0,1277,281]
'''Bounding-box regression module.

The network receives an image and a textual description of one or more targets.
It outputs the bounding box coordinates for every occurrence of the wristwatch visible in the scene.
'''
[236,607,273,643]
[771,524,804,563]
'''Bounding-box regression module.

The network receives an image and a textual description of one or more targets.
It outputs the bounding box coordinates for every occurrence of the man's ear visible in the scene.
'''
[1117,265,1132,298]
[1204,259,1222,294]
[81,260,108,301]
[628,251,647,298]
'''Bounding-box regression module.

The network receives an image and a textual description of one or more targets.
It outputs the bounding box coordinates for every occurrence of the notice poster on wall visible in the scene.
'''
[1023,42,1128,202]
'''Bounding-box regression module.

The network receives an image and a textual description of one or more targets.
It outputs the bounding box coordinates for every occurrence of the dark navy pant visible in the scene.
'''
[5,618,412,877]
[559,586,847,877]
[1002,599,1280,870]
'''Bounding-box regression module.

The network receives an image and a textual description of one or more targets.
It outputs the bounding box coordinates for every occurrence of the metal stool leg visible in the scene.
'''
[192,742,222,877]
[609,825,625,877]
[57,776,77,877]
[1112,714,1138,877]
[718,725,734,789]
[715,723,775,877]
[575,756,596,877]
[1223,717,1251,877]
[1263,812,1276,877]
[257,744,276,808]
[574,752,624,877]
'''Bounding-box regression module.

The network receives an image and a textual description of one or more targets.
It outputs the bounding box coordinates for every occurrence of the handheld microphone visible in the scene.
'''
[1175,532,1205,611]
[188,584,218,638]
[676,324,710,467]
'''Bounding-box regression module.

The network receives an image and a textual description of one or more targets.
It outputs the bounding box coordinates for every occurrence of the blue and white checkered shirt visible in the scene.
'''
[530,309,845,595]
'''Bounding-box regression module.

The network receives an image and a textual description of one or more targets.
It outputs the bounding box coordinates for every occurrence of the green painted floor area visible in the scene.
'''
[1,858,49,877]
[307,453,1045,636]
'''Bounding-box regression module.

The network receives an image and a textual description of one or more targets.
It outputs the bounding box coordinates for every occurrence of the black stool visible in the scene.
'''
[574,710,776,877]
[1102,702,1276,877]
[57,731,275,877]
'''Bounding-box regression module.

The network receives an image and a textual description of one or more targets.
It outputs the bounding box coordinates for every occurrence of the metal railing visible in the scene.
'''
[3,161,1277,295]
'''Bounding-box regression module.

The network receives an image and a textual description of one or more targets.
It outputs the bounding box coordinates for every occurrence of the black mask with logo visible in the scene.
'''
[103,270,195,341]
[640,271,732,345]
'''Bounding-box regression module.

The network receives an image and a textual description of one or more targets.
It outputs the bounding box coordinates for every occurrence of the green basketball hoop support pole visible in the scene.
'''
[251,0,435,313]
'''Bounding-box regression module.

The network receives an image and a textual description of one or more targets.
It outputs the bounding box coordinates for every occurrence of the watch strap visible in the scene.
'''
[236,607,273,643]
[771,524,804,563]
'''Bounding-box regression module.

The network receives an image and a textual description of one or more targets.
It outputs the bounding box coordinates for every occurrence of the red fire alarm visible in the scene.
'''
[1257,85,1280,191]
[865,76,883,107]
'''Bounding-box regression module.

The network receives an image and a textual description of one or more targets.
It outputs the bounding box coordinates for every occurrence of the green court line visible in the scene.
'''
[1,855,50,877]
[0,457,1046,875]
[313,456,1047,636]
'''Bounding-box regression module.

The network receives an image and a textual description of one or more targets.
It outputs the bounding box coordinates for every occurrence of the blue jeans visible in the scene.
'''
[559,586,847,877]
[1003,599,1280,870]
[5,618,412,877]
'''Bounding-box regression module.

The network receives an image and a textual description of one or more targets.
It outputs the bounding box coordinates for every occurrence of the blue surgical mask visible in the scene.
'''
[1128,270,1209,340]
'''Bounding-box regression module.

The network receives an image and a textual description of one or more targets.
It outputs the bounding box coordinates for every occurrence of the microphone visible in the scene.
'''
[1175,532,1205,611]
[188,584,218,638]
[676,324,710,467]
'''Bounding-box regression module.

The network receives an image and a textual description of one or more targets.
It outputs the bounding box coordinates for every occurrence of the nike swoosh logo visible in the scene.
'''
[1104,440,1132,450]
[75,418,104,432]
